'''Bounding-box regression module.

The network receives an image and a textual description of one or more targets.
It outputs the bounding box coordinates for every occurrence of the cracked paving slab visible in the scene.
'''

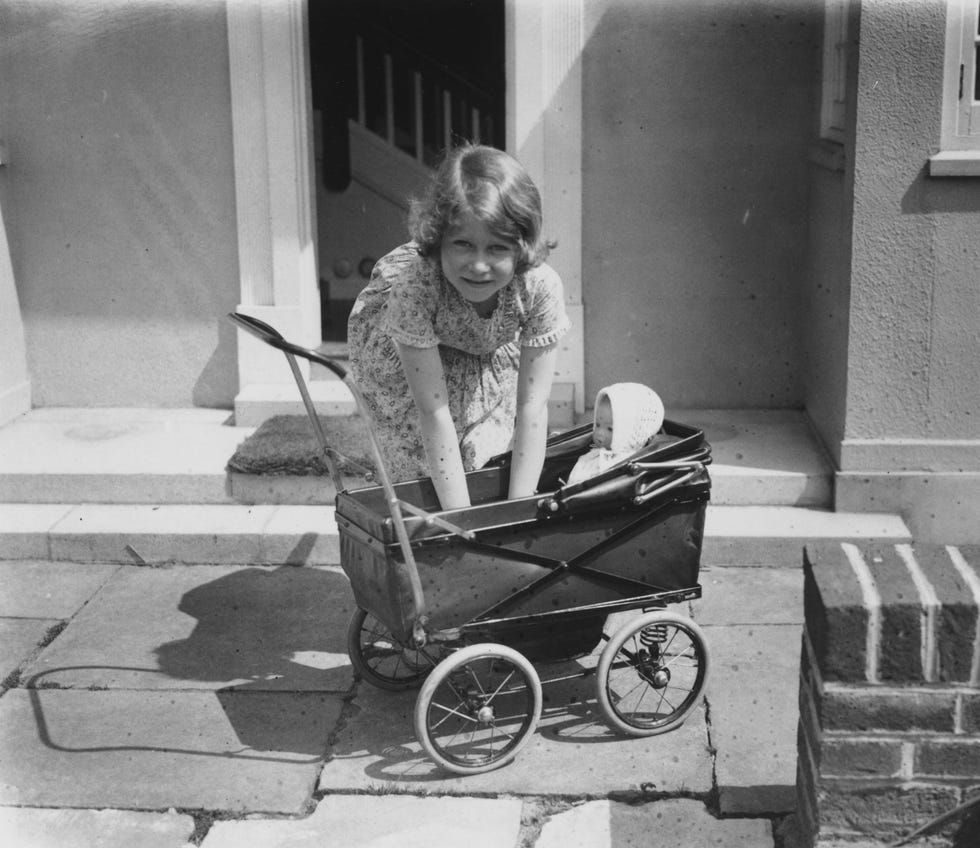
[20,564,357,692]
[199,794,524,847]
[320,668,713,796]
[0,806,195,848]
[0,688,342,813]
[535,797,774,847]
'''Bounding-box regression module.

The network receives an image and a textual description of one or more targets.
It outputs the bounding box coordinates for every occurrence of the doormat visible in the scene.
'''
[227,414,376,478]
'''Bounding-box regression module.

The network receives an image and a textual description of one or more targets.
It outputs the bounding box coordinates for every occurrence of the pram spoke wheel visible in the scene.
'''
[597,610,709,737]
[347,608,433,691]
[414,643,542,774]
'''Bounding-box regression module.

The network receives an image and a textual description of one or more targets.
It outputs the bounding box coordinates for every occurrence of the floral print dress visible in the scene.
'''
[347,242,570,482]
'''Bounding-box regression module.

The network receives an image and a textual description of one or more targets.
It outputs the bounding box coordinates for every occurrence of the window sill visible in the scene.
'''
[928,150,980,177]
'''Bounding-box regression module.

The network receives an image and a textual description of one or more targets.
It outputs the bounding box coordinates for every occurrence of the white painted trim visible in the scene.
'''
[895,544,940,683]
[841,542,882,683]
[946,545,980,686]
[226,0,320,398]
[349,121,431,209]
[506,0,585,413]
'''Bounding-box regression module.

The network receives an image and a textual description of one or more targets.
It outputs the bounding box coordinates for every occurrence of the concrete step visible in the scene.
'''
[1,407,834,508]
[0,502,910,566]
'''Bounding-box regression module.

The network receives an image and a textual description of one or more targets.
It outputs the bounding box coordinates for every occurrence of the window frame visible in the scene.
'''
[819,0,849,146]
[931,0,980,175]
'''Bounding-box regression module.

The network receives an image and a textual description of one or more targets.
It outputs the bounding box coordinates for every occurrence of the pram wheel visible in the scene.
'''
[596,610,709,737]
[347,608,433,691]
[415,643,542,775]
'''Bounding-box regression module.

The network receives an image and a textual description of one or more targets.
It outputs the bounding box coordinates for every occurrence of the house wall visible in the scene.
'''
[846,0,980,445]
[0,0,239,408]
[580,0,820,409]
[833,0,980,543]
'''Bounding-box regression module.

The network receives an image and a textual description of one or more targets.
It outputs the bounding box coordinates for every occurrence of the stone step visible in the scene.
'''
[0,503,910,567]
[1,407,835,508]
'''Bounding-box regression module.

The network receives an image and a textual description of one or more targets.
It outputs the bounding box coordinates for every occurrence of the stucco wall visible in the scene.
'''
[0,0,239,408]
[580,0,820,408]
[847,0,980,445]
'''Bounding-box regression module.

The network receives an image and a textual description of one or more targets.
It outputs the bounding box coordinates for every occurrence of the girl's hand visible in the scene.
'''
[396,342,471,510]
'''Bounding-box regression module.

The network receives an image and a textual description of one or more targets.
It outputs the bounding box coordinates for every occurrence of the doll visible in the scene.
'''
[566,383,665,485]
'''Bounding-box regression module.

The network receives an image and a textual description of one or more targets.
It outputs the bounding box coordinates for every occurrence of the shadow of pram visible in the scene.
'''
[329,643,644,786]
[151,565,356,756]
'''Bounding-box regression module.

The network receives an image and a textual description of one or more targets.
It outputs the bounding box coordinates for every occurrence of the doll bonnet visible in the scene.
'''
[595,383,665,453]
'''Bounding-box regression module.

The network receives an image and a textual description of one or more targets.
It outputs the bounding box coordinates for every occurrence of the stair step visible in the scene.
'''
[0,503,910,567]
[1,408,834,508]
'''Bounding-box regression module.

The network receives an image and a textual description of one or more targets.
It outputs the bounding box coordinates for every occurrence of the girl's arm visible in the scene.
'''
[396,341,471,510]
[508,342,559,499]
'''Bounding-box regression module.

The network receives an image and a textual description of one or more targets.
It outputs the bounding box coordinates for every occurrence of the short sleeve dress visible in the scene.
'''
[347,242,571,482]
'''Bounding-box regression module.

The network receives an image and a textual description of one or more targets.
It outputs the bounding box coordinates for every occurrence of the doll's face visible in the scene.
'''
[593,397,614,449]
[440,212,517,305]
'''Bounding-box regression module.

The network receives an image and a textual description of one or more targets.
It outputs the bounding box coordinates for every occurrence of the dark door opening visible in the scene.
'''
[308,0,506,343]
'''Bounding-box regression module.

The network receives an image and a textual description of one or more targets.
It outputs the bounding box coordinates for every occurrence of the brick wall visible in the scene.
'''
[798,542,980,846]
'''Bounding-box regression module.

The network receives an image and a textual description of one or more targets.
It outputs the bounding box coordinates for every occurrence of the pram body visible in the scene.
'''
[229,312,712,775]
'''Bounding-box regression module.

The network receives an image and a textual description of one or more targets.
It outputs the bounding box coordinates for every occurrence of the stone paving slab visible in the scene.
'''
[705,622,802,815]
[0,618,60,685]
[200,794,524,848]
[0,688,341,813]
[535,798,774,847]
[0,560,119,617]
[691,566,804,626]
[22,564,356,692]
[0,806,195,848]
[320,672,713,797]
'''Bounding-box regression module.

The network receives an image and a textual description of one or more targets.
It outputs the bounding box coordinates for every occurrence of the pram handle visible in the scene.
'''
[228,311,348,380]
[227,311,438,646]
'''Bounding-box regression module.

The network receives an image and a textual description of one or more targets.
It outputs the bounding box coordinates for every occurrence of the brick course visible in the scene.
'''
[797,542,980,847]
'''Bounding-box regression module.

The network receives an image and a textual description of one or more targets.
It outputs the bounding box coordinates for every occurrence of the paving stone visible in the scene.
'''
[22,564,356,691]
[0,618,60,685]
[609,798,773,846]
[0,688,340,813]
[0,560,119,617]
[201,794,523,847]
[533,800,611,847]
[704,623,801,815]
[536,798,774,847]
[320,670,713,796]
[0,806,195,848]
[691,567,803,626]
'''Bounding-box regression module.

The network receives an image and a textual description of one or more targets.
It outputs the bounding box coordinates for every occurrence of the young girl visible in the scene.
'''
[566,383,665,485]
[347,144,570,510]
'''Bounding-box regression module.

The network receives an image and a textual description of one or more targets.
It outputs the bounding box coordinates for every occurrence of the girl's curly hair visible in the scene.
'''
[408,144,554,274]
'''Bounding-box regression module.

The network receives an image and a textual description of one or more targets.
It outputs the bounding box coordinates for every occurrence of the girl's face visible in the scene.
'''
[593,398,614,449]
[440,212,517,305]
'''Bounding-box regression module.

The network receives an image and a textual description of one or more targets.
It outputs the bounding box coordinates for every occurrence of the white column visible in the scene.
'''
[507,0,586,416]
[226,0,322,409]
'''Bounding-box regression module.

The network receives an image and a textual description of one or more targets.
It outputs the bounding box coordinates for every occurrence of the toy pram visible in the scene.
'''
[230,312,712,775]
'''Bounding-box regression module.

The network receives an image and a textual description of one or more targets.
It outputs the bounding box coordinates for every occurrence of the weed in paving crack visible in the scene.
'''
[518,797,582,848]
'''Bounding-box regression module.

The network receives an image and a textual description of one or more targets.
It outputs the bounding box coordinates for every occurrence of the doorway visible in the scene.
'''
[307,0,506,342]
